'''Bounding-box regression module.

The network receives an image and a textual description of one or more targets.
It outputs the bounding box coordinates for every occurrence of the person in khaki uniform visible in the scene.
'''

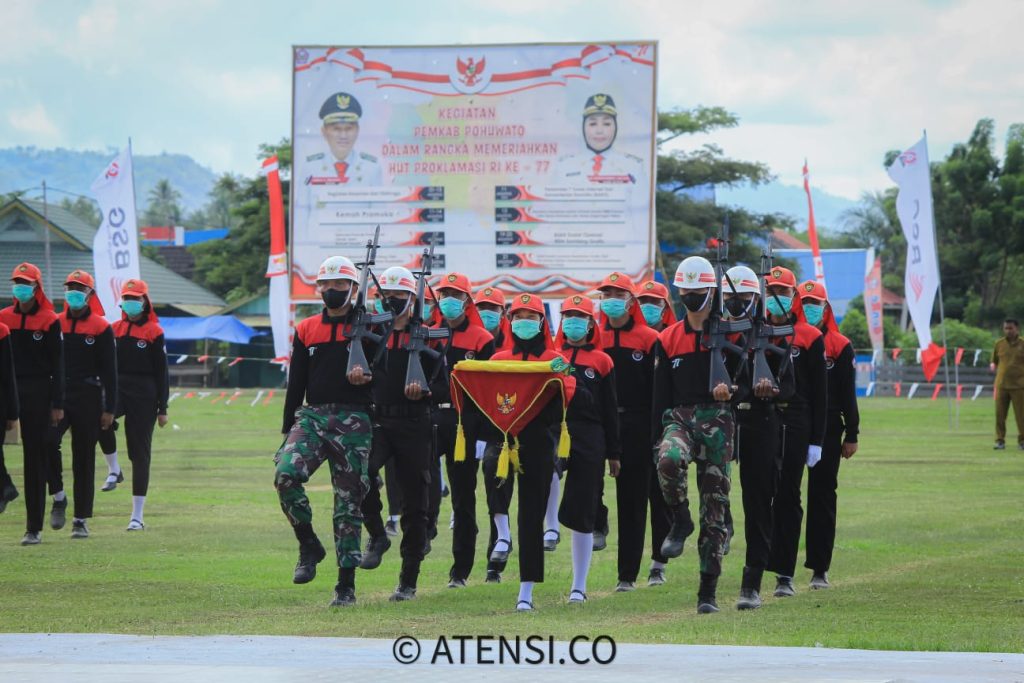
[990,318,1024,450]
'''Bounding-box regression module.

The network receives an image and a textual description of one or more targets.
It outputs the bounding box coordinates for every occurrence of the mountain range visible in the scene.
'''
[0,146,859,227]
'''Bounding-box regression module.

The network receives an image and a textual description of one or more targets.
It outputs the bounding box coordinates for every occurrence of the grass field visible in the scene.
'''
[0,394,1021,653]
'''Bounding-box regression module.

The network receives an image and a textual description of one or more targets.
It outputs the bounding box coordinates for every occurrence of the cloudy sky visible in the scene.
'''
[2,0,1020,199]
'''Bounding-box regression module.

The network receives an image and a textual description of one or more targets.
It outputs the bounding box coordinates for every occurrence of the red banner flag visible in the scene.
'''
[894,381,902,397]
[263,155,291,365]
[451,359,576,478]
[803,160,826,287]
[954,347,964,366]
[931,383,943,400]
[956,384,963,401]
[921,342,946,382]
[891,348,902,361]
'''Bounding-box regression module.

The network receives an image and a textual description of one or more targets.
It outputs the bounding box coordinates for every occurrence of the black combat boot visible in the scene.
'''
[330,568,356,607]
[359,534,392,570]
[292,523,326,584]
[660,504,695,559]
[390,560,419,602]
[736,566,763,610]
[697,572,720,614]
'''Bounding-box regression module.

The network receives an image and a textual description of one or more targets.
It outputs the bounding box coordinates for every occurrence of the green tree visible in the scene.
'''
[59,196,101,227]
[655,106,777,272]
[190,141,291,301]
[142,179,184,227]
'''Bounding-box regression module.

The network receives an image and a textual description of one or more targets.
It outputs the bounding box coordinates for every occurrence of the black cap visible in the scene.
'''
[319,92,362,124]
[583,93,617,117]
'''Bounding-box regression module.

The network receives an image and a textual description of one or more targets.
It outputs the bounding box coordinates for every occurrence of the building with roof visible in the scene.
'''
[0,197,224,315]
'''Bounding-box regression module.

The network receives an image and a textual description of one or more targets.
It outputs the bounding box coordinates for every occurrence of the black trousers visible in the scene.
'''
[737,404,782,571]
[767,406,811,578]
[516,423,558,583]
[18,378,53,533]
[805,415,845,573]
[361,414,431,578]
[384,457,403,517]
[98,420,117,456]
[118,375,158,497]
[482,441,515,572]
[613,413,670,582]
[434,407,485,581]
[0,440,10,489]
[55,384,103,519]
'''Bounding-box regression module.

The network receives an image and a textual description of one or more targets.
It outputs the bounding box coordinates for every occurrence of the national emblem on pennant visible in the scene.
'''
[497,392,517,415]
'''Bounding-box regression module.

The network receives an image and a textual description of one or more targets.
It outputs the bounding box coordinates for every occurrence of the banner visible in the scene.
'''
[90,144,141,322]
[886,135,944,381]
[291,43,657,300]
[263,155,291,364]
[864,248,884,353]
[802,160,826,287]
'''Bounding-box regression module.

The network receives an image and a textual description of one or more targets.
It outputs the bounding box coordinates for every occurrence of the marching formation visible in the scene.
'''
[0,264,169,541]
[272,228,860,614]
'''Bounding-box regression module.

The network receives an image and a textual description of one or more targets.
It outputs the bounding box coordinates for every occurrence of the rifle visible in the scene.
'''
[344,226,393,376]
[704,215,751,393]
[748,241,794,390]
[403,235,450,389]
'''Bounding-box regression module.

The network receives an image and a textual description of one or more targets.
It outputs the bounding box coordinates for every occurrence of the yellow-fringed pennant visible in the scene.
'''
[450,359,575,479]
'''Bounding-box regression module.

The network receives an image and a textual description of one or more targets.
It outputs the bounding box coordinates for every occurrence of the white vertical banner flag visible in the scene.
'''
[262,155,291,364]
[90,144,141,322]
[886,135,945,381]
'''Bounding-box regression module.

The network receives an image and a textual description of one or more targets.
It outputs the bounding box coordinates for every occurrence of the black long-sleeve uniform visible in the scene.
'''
[805,328,859,574]
[600,317,670,580]
[113,316,168,498]
[55,307,117,519]
[0,323,20,493]
[361,326,443,588]
[557,341,620,534]
[0,302,63,533]
[767,318,828,578]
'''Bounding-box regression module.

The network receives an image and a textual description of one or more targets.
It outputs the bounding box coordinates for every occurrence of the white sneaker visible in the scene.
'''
[515,600,534,612]
[568,589,587,604]
[126,518,145,531]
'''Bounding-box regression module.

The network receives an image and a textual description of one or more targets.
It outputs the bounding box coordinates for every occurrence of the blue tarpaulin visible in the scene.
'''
[773,248,869,324]
[160,316,262,344]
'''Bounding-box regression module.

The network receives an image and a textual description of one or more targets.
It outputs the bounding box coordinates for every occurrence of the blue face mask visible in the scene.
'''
[640,303,664,326]
[371,299,383,314]
[511,318,541,340]
[600,298,628,319]
[479,309,501,332]
[438,296,466,319]
[803,303,824,327]
[423,302,434,319]
[12,283,35,303]
[766,294,792,317]
[561,317,590,342]
[121,300,145,317]
[65,290,89,310]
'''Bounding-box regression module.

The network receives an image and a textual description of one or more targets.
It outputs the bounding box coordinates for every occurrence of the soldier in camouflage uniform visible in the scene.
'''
[651,256,739,614]
[274,255,378,607]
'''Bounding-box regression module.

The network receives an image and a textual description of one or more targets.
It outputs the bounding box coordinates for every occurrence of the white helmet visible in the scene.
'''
[723,265,760,295]
[379,266,417,294]
[674,256,717,290]
[316,256,358,282]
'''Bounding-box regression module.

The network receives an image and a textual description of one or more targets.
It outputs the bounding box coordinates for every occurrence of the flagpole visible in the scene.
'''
[923,130,955,430]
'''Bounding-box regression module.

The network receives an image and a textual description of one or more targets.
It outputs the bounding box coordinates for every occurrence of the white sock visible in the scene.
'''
[387,515,399,523]
[651,560,666,571]
[544,472,560,534]
[131,496,146,523]
[494,513,511,543]
[53,490,66,502]
[440,458,448,490]
[73,517,84,524]
[518,581,535,604]
[104,451,120,475]
[571,531,593,594]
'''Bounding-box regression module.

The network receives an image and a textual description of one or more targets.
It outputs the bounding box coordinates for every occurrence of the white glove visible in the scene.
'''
[475,440,487,460]
[806,445,822,468]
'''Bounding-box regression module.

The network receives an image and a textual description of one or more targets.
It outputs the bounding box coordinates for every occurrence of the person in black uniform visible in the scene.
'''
[0,316,20,514]
[359,266,444,601]
[431,272,495,587]
[0,262,63,545]
[763,267,827,598]
[798,280,859,589]
[55,270,116,539]
[112,278,169,531]
[722,265,794,610]
[274,255,379,607]
[554,295,620,603]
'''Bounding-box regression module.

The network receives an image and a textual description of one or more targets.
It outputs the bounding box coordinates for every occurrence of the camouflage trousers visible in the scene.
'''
[274,405,372,569]
[656,404,734,576]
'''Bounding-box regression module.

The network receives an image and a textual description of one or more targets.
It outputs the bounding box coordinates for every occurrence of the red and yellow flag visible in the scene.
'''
[450,359,576,478]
